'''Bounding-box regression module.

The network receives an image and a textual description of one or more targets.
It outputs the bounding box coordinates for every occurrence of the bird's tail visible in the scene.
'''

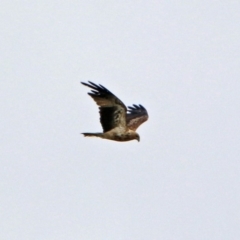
[82,133,103,138]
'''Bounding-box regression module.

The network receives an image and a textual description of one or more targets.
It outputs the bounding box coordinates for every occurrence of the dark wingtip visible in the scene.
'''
[81,81,90,87]
[88,81,99,88]
[81,81,112,96]
[128,104,146,110]
[133,104,139,108]
[139,104,146,110]
[127,104,148,115]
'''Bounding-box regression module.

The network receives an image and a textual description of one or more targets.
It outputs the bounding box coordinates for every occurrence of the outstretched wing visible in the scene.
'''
[81,81,127,132]
[126,104,148,131]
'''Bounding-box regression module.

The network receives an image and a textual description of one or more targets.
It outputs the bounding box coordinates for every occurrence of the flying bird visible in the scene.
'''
[81,81,148,142]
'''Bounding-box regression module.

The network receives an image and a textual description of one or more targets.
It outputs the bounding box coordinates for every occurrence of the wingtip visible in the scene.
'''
[81,80,94,85]
[87,80,95,85]
[81,81,88,86]
[139,104,146,110]
[127,104,147,113]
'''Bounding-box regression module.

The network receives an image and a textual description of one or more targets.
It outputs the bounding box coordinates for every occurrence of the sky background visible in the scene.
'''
[1,1,240,239]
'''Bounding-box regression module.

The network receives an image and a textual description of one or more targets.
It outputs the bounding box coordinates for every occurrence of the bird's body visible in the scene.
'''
[81,81,148,142]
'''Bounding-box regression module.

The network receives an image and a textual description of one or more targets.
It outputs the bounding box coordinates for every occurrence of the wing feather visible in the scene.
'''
[81,81,127,132]
[126,104,148,131]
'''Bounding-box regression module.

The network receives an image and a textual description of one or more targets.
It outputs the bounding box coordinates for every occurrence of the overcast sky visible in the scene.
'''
[1,1,240,239]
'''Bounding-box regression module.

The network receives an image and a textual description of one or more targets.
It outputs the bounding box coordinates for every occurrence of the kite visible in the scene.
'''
[81,81,148,142]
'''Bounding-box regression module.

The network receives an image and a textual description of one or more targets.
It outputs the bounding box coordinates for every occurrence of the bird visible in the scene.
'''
[81,81,148,142]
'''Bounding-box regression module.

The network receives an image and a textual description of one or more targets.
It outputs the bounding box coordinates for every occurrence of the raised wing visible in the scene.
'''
[126,104,148,131]
[81,81,127,132]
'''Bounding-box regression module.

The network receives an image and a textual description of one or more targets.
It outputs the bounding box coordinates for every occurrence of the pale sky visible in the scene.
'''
[1,1,240,239]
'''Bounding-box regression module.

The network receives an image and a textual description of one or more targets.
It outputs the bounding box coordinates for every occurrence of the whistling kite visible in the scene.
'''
[81,81,148,142]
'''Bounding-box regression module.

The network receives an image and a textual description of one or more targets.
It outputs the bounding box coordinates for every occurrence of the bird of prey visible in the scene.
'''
[81,81,148,142]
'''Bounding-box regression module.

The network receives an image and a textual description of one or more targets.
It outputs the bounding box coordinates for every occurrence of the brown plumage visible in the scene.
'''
[81,81,148,142]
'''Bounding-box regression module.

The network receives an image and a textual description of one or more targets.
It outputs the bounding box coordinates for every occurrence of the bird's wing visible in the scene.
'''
[81,81,127,132]
[126,104,148,131]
